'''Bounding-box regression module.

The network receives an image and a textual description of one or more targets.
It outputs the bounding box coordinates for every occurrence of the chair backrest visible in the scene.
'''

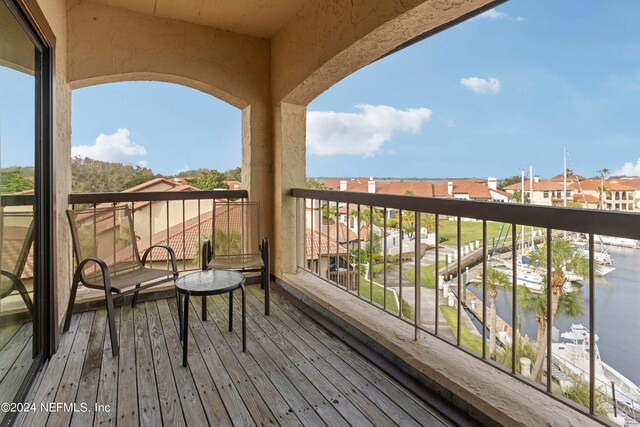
[0,209,35,279]
[67,205,143,281]
[211,200,260,258]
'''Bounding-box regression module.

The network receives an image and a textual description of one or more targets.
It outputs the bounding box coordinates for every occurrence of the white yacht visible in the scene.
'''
[492,263,544,294]
[552,324,640,412]
[595,235,639,249]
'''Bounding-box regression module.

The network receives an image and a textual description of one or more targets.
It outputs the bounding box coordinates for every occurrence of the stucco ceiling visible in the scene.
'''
[92,0,312,39]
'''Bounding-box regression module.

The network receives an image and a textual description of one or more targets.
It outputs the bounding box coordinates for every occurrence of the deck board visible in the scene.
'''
[145,301,185,426]
[46,311,95,427]
[243,290,415,427]
[94,306,121,427]
[71,309,107,427]
[24,284,454,427]
[133,304,162,427]
[194,296,304,427]
[117,305,139,427]
[248,287,449,427]
[23,314,81,427]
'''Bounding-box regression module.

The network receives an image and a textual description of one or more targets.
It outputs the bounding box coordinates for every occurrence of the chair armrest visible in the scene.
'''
[202,240,212,270]
[141,245,178,273]
[74,257,112,290]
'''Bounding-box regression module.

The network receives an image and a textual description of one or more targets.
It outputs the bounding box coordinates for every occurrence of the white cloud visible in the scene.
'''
[307,104,432,157]
[479,9,507,20]
[460,77,501,94]
[447,120,456,128]
[476,9,525,22]
[137,160,150,168]
[72,128,147,163]
[614,159,640,176]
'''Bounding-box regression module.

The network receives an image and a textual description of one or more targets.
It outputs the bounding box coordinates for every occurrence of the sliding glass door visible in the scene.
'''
[0,1,52,423]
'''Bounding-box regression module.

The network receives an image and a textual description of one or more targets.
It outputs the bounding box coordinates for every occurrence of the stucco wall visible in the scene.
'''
[34,0,72,336]
[66,0,275,266]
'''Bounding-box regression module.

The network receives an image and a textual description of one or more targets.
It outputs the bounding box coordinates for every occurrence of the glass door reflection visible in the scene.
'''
[0,1,38,419]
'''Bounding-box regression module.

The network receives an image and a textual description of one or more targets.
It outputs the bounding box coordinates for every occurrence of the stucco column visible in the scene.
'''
[241,101,274,253]
[273,102,306,276]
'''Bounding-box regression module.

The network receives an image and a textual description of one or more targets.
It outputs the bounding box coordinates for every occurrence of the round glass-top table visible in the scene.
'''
[175,270,246,367]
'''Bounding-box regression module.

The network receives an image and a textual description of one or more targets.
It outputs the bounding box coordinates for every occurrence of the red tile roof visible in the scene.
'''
[503,179,564,191]
[305,228,348,260]
[136,204,246,262]
[569,179,636,191]
[573,194,600,203]
[324,222,360,243]
[316,178,368,191]
[551,173,585,182]
[617,178,640,189]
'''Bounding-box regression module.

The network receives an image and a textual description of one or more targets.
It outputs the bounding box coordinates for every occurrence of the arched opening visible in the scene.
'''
[71,81,241,192]
[297,1,640,420]
[69,80,244,303]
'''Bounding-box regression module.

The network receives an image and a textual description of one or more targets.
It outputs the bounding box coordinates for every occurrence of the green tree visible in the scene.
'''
[224,167,242,181]
[498,175,521,191]
[561,378,607,416]
[350,206,384,228]
[524,238,589,382]
[187,170,229,190]
[511,189,531,204]
[197,229,242,259]
[306,179,328,189]
[471,268,511,360]
[596,168,610,209]
[0,168,34,194]
[71,157,157,193]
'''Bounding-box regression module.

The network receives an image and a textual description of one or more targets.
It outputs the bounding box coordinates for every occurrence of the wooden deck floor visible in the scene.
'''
[23,285,453,426]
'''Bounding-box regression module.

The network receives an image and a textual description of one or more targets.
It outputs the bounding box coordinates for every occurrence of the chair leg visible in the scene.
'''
[263,265,270,316]
[64,274,80,332]
[176,290,183,341]
[131,284,141,307]
[228,290,233,332]
[202,295,207,321]
[182,292,190,367]
[105,289,119,357]
[241,283,246,352]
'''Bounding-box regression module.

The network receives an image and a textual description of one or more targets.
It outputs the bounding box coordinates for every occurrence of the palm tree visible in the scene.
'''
[596,168,610,209]
[474,267,511,360]
[525,238,589,382]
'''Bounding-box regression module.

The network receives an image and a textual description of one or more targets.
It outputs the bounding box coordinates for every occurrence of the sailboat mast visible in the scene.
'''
[530,165,534,248]
[563,148,567,208]
[521,169,525,255]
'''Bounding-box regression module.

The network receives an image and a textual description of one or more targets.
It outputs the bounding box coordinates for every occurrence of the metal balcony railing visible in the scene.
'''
[291,187,640,424]
[69,190,248,274]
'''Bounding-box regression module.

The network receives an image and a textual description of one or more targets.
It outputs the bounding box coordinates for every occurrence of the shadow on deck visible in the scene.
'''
[21,284,454,426]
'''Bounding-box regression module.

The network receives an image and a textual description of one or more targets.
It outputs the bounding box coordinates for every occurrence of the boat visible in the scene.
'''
[492,263,544,293]
[571,240,616,277]
[552,324,640,413]
[594,235,639,249]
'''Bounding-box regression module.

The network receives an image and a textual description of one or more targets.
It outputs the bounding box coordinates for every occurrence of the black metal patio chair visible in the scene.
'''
[65,205,178,356]
[201,200,270,316]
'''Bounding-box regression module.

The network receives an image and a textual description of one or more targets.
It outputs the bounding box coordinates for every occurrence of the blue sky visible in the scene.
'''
[307,0,640,178]
[3,1,640,179]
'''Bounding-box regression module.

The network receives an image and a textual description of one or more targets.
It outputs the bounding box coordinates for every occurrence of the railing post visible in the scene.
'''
[456,216,461,347]
[589,233,596,415]
[296,197,301,269]
[414,212,421,340]
[511,222,517,374]
[435,214,439,336]
[482,220,487,359]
